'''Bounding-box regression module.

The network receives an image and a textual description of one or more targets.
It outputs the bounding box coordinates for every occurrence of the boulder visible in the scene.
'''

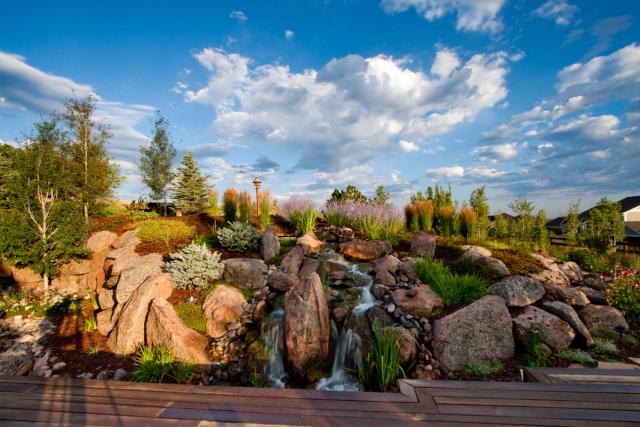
[267,271,301,293]
[107,273,173,354]
[115,253,164,304]
[530,269,570,287]
[392,285,443,318]
[279,246,305,275]
[111,229,140,250]
[145,298,210,364]
[97,289,116,310]
[489,276,545,307]
[461,245,493,258]
[96,308,115,336]
[85,231,118,254]
[65,260,91,276]
[222,258,268,289]
[374,268,396,286]
[202,285,248,339]
[373,255,401,274]
[367,305,394,329]
[253,300,267,321]
[260,225,280,261]
[560,261,583,284]
[339,240,392,262]
[10,266,43,288]
[385,326,417,364]
[513,306,575,352]
[542,301,594,347]
[578,304,629,332]
[433,296,514,371]
[297,232,324,253]
[461,246,510,277]
[284,272,330,379]
[575,287,608,305]
[542,283,589,306]
[298,258,320,281]
[410,232,437,258]
[398,258,418,281]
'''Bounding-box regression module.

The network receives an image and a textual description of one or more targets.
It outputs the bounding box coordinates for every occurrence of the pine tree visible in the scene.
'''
[140,114,176,216]
[63,95,121,222]
[373,185,390,205]
[173,152,209,214]
[469,186,490,240]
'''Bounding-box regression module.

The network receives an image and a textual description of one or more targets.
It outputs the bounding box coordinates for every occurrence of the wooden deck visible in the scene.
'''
[1,375,640,426]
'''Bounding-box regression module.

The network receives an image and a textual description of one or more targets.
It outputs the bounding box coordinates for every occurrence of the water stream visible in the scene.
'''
[261,309,287,388]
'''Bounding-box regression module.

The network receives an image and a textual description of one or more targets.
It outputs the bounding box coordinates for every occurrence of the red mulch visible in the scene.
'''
[168,288,203,306]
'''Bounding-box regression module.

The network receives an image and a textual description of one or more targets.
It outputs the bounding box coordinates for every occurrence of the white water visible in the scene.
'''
[352,266,375,314]
[261,309,287,388]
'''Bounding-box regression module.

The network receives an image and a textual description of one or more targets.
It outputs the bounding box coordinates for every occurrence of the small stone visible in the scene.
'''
[112,368,127,381]
[386,303,396,313]
[52,362,66,371]
[406,288,418,298]
[96,370,110,380]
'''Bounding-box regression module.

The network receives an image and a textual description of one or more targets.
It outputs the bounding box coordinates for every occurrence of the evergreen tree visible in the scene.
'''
[469,186,490,240]
[534,210,549,250]
[329,185,367,204]
[565,201,580,246]
[173,152,209,214]
[63,95,121,222]
[373,185,390,205]
[139,114,176,216]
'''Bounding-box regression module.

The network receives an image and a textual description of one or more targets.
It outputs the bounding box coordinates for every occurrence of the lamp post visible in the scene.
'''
[252,177,262,219]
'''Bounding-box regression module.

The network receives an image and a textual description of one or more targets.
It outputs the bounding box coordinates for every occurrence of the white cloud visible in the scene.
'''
[473,143,519,162]
[589,149,611,160]
[427,165,464,179]
[399,139,420,152]
[285,30,295,40]
[533,0,579,26]
[229,10,247,21]
[467,166,506,178]
[380,0,506,33]
[431,48,460,78]
[187,46,511,172]
[0,138,18,147]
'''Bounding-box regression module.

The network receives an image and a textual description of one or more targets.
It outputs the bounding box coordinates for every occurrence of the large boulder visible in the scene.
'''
[542,283,589,306]
[297,232,324,253]
[560,262,583,284]
[489,276,545,307]
[222,258,268,289]
[392,285,443,317]
[114,253,164,304]
[385,327,417,364]
[85,231,118,293]
[202,285,248,339]
[542,301,594,347]
[530,269,570,287]
[397,258,418,281]
[111,229,140,250]
[107,273,172,354]
[145,298,210,364]
[433,296,514,371]
[461,246,510,277]
[260,225,280,261]
[575,287,607,305]
[97,289,116,310]
[298,258,321,281]
[410,232,436,258]
[373,255,401,275]
[512,306,575,352]
[578,304,629,332]
[10,266,43,289]
[374,268,396,286]
[284,272,330,379]
[96,308,115,336]
[267,271,301,293]
[339,240,392,262]
[279,246,305,275]
[85,231,118,254]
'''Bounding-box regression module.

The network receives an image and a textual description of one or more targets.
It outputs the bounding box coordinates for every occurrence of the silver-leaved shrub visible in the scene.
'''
[217,221,259,251]
[166,242,224,289]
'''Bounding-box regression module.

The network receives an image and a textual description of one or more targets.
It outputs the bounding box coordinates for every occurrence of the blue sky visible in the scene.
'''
[1,0,639,217]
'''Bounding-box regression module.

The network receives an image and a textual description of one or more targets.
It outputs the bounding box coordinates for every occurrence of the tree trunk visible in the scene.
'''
[84,202,89,223]
[163,195,167,217]
[43,272,49,299]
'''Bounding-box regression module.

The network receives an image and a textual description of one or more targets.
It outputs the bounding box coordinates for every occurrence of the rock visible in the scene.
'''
[112,368,127,381]
[10,266,43,288]
[460,246,510,277]
[145,298,210,364]
[372,283,389,299]
[542,283,589,306]
[542,301,594,347]
[65,260,91,276]
[284,272,330,380]
[386,326,417,364]
[52,362,66,371]
[560,261,583,284]
[97,289,115,310]
[513,306,575,351]
[339,240,392,262]
[367,305,394,329]
[392,285,443,318]
[332,305,351,325]
[85,230,118,253]
[12,358,33,376]
[374,268,396,286]
[267,271,300,293]
[433,296,514,371]
[398,258,418,281]
[111,229,140,250]
[260,225,280,261]
[115,253,164,304]
[461,245,493,258]
[578,304,629,332]
[202,285,248,339]
[279,246,305,275]
[530,269,570,287]
[222,258,268,289]
[410,232,437,258]
[298,258,320,281]
[575,287,607,305]
[373,255,401,274]
[96,308,115,336]
[297,232,324,253]
[96,370,110,380]
[489,276,545,307]
[253,300,267,321]
[107,273,173,354]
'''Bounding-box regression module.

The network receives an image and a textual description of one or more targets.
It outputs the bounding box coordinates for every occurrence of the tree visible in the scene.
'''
[139,114,176,216]
[494,213,509,239]
[565,201,580,246]
[508,196,535,242]
[329,185,367,204]
[173,152,209,214]
[0,144,18,208]
[582,198,625,254]
[534,210,549,250]
[63,95,121,222]
[469,186,490,240]
[373,185,390,205]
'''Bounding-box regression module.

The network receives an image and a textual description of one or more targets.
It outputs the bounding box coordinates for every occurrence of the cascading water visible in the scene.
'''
[261,309,287,388]
[351,265,375,314]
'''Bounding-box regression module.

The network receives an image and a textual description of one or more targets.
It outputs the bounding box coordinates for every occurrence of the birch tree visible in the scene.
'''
[140,114,176,216]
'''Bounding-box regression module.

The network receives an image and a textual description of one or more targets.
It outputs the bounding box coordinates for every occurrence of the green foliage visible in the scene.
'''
[45,296,83,317]
[491,249,543,275]
[250,369,267,388]
[458,206,478,240]
[449,257,503,283]
[258,190,275,230]
[416,258,487,307]
[582,197,625,254]
[463,360,504,377]
[359,327,405,392]
[174,302,207,334]
[404,204,419,232]
[469,186,490,239]
[508,196,535,242]
[520,318,551,368]
[223,188,238,223]
[139,114,176,216]
[84,315,97,332]
[592,337,619,355]
[89,344,99,356]
[565,201,580,246]
[493,213,510,240]
[137,219,196,251]
[208,189,219,216]
[291,209,318,235]
[557,349,597,367]
[131,345,196,384]
[329,185,367,204]
[217,221,259,251]
[95,202,127,217]
[238,191,253,223]
[567,251,640,274]
[591,327,640,349]
[0,291,49,318]
[173,361,196,384]
[173,152,209,214]
[166,242,224,289]
[435,205,456,236]
[129,210,160,221]
[534,210,549,250]
[605,274,640,326]
[373,185,390,205]
[415,200,433,232]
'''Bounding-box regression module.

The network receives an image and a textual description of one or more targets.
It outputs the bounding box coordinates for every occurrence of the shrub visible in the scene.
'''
[415,258,486,307]
[491,249,543,275]
[557,349,596,367]
[129,211,159,221]
[415,200,433,232]
[280,196,315,222]
[520,310,552,368]
[258,190,275,230]
[463,360,504,377]
[137,219,196,251]
[458,207,478,239]
[449,257,503,283]
[436,205,456,236]
[605,273,640,326]
[217,221,259,251]
[592,337,618,355]
[95,202,126,217]
[166,242,224,289]
[404,204,419,232]
[208,189,219,216]
[223,188,239,223]
[238,191,253,223]
[359,327,405,392]
[131,346,195,384]
[325,201,352,227]
[292,209,318,235]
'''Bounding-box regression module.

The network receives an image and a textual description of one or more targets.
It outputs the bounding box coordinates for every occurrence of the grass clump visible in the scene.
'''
[591,328,640,349]
[491,249,542,275]
[558,349,597,367]
[449,257,503,283]
[592,337,619,355]
[174,302,206,334]
[131,346,195,384]
[463,360,504,377]
[359,327,405,392]
[137,219,196,251]
[415,258,487,307]
[238,191,253,223]
[223,188,239,223]
[95,202,127,217]
[84,315,97,333]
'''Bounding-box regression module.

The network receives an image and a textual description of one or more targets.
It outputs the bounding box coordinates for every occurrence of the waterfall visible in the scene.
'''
[352,265,375,314]
[315,326,362,391]
[261,309,286,388]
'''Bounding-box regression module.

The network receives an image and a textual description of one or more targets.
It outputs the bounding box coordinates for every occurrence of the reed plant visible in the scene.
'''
[436,205,456,236]
[281,196,317,234]
[415,257,487,307]
[458,206,478,240]
[415,200,433,231]
[359,327,405,392]
[324,201,352,227]
[238,191,253,223]
[404,203,419,232]
[258,190,275,230]
[223,188,239,223]
[208,189,219,216]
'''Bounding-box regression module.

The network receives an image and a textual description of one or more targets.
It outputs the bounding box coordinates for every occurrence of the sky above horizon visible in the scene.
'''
[1,0,639,217]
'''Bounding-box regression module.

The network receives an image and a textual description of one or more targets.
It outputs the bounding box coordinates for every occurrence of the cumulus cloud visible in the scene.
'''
[285,30,295,40]
[431,48,460,78]
[533,0,579,26]
[186,46,511,172]
[380,0,506,33]
[399,139,420,152]
[427,165,464,179]
[473,143,519,162]
[230,10,247,21]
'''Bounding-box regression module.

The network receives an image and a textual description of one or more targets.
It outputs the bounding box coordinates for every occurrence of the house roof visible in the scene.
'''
[579,195,640,220]
[546,216,566,227]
